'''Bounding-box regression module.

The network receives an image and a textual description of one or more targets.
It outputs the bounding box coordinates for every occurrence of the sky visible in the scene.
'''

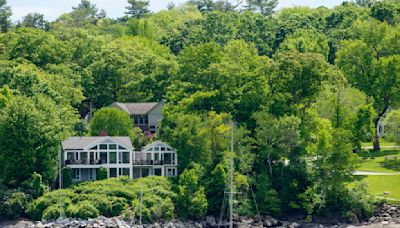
[8,0,345,22]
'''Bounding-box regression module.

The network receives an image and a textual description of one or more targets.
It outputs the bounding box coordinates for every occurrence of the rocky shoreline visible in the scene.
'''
[3,204,400,228]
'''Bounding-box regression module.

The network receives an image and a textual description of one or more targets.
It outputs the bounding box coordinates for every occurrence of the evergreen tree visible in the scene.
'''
[0,0,12,33]
[125,0,150,19]
[246,0,278,16]
[21,13,47,29]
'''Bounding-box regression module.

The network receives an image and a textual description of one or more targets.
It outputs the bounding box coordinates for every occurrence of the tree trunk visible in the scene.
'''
[267,152,273,178]
[373,117,381,152]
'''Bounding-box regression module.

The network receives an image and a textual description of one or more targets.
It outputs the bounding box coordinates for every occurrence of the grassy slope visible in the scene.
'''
[357,149,400,173]
[354,175,400,200]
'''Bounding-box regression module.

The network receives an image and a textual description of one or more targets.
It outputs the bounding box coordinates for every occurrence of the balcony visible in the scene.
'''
[133,159,164,165]
[65,159,102,165]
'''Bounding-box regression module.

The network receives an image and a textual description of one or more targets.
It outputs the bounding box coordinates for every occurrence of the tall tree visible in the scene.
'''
[0,0,12,33]
[125,0,150,19]
[89,107,133,137]
[21,13,47,29]
[336,20,400,150]
[246,0,278,16]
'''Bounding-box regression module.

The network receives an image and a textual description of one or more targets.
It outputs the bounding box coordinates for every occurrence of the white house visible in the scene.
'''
[62,137,178,182]
[132,141,178,178]
[111,102,163,134]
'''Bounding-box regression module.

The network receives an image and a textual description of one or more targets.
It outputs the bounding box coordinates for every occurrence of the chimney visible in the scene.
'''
[99,130,108,136]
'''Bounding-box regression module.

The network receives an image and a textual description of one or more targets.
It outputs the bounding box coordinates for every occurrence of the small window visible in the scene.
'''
[161,147,166,151]
[90,146,98,150]
[109,144,117,150]
[155,147,160,151]
[100,144,107,150]
[167,148,172,151]
[118,145,126,149]
[80,152,88,163]
[122,152,130,164]
[147,148,153,151]
[142,168,149,177]
[67,152,74,161]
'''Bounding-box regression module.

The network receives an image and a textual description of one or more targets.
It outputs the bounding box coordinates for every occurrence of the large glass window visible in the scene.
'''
[164,153,172,165]
[122,168,130,176]
[109,168,117,178]
[74,169,80,180]
[67,152,74,161]
[80,152,88,164]
[110,152,117,164]
[142,168,149,177]
[154,168,162,176]
[134,115,149,124]
[100,152,107,164]
[122,152,130,164]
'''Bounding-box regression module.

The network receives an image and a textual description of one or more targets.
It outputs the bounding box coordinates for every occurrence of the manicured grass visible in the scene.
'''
[356,149,400,173]
[354,175,400,201]
[361,141,397,147]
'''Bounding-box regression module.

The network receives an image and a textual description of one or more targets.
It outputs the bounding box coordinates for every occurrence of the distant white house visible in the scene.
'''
[111,102,163,134]
[62,136,178,182]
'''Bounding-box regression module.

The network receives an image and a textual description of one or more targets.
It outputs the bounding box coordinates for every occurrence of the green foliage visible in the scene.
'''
[0,95,76,187]
[21,13,47,29]
[0,190,28,220]
[352,105,376,150]
[28,177,176,221]
[177,164,208,219]
[66,201,100,219]
[97,167,108,181]
[255,172,282,216]
[62,168,74,188]
[22,172,49,199]
[384,110,400,144]
[125,0,150,19]
[0,0,12,33]
[89,107,133,137]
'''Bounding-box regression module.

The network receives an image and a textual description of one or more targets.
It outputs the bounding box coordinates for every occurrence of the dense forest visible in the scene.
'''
[1,0,400,223]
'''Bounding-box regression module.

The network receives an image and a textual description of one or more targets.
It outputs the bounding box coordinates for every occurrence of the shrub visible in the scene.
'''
[42,205,61,221]
[0,191,29,219]
[97,167,108,180]
[66,201,99,219]
[22,172,49,199]
[27,176,176,221]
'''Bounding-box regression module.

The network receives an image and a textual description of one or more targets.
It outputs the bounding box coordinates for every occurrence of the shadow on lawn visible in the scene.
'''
[358,149,400,158]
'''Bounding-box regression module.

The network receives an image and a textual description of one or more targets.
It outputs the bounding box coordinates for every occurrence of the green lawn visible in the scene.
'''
[353,175,400,201]
[361,141,397,147]
[357,149,400,173]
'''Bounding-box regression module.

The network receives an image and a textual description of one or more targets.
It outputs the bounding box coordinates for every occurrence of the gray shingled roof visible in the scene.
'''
[113,102,161,115]
[62,136,133,150]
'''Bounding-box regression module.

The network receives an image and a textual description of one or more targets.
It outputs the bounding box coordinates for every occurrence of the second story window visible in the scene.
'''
[134,115,149,125]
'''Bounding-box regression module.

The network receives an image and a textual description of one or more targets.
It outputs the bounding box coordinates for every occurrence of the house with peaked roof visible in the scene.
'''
[62,136,178,182]
[111,102,163,134]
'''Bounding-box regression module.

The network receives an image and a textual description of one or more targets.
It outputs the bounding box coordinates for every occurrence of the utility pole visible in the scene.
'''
[229,123,234,228]
[59,147,63,219]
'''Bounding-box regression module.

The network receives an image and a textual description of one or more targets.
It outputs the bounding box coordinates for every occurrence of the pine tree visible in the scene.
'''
[125,0,150,19]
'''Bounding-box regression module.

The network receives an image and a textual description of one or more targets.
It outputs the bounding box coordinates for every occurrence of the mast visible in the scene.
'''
[229,123,234,228]
[59,146,63,219]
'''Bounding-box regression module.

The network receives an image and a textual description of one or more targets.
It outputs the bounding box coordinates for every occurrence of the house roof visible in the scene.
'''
[112,102,162,115]
[62,136,133,150]
[141,140,175,152]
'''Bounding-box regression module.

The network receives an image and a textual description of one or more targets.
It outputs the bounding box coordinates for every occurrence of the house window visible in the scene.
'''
[67,152,74,161]
[164,153,172,165]
[119,145,126,149]
[142,168,149,177]
[100,144,107,150]
[134,115,149,124]
[122,168,130,176]
[166,168,176,177]
[80,152,88,164]
[109,144,117,150]
[110,152,117,164]
[90,146,98,150]
[109,168,117,178]
[121,152,130,164]
[100,152,107,164]
[89,169,94,180]
[154,168,162,176]
[74,169,80,180]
